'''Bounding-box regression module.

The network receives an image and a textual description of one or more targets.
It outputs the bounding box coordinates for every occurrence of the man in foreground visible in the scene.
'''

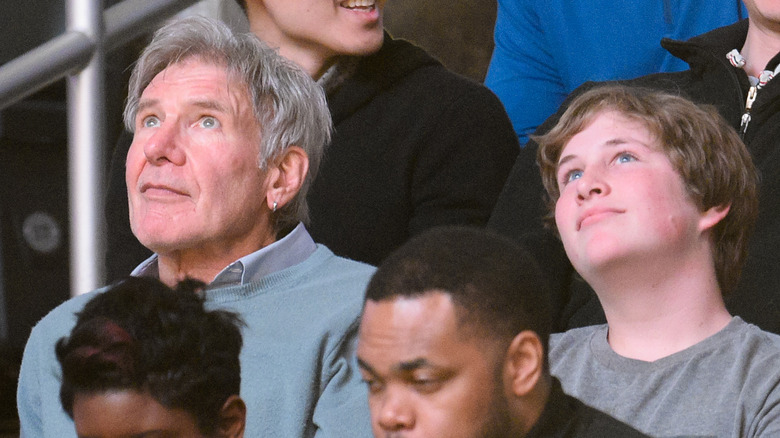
[56,277,245,438]
[19,17,374,437]
[357,226,647,437]
[539,85,780,436]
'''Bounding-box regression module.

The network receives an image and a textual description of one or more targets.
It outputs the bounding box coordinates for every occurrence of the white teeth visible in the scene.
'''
[342,0,375,8]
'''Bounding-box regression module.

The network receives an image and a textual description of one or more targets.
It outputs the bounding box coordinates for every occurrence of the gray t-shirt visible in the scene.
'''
[550,317,780,437]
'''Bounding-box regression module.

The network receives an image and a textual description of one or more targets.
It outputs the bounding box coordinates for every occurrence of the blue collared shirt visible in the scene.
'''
[130,223,318,288]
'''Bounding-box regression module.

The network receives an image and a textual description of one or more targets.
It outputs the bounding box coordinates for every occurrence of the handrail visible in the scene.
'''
[0,0,200,110]
[67,0,106,297]
[0,0,200,296]
[0,32,94,109]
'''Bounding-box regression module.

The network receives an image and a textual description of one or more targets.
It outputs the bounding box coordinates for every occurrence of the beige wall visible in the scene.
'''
[383,0,498,82]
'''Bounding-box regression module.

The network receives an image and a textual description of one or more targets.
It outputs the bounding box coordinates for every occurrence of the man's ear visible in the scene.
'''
[505,331,545,398]
[699,203,731,232]
[217,395,246,438]
[264,146,309,211]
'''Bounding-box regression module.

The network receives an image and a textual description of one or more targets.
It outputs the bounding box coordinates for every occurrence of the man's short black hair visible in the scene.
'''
[56,277,243,435]
[366,226,552,354]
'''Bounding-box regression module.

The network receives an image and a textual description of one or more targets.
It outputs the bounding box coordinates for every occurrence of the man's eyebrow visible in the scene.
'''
[136,98,159,116]
[189,99,229,113]
[396,358,431,372]
[135,99,229,117]
[357,357,433,374]
[131,431,167,438]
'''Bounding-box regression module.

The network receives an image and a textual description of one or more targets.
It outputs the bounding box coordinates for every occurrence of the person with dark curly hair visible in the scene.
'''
[55,276,245,438]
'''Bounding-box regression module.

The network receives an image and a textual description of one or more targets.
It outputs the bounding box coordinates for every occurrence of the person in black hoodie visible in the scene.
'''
[104,0,519,278]
[489,0,780,335]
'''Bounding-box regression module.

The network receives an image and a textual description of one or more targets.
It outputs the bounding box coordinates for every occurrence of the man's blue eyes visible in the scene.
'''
[143,116,160,128]
[140,116,219,128]
[200,117,219,128]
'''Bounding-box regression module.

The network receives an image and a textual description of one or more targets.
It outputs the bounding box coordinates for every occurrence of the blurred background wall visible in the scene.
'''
[384,0,497,82]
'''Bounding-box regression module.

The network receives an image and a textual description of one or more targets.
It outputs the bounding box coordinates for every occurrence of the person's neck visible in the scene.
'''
[273,42,337,80]
[510,374,551,436]
[155,234,276,287]
[246,13,335,79]
[741,18,780,77]
[585,256,731,362]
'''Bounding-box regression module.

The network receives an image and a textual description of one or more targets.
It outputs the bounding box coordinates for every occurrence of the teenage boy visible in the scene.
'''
[538,85,780,437]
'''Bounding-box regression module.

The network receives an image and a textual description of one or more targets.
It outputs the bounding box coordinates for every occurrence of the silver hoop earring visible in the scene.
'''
[272,201,278,213]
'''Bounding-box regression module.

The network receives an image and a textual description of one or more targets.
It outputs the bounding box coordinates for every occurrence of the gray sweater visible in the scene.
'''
[17,245,375,437]
[550,317,780,437]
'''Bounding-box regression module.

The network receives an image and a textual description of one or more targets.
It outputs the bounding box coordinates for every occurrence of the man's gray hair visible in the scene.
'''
[123,16,331,232]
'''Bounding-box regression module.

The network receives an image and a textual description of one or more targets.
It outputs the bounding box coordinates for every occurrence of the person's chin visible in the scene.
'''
[132,223,188,255]
[345,34,384,56]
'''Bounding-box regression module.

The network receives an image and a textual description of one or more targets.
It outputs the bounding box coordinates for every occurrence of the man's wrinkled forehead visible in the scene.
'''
[143,53,240,94]
[138,60,252,116]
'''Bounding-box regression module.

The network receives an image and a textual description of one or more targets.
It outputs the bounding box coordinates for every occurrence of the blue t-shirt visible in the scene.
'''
[486,0,748,144]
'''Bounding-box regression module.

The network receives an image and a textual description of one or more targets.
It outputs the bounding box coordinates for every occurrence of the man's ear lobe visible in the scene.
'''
[506,330,545,397]
[264,146,309,211]
[699,203,731,232]
[217,395,246,438]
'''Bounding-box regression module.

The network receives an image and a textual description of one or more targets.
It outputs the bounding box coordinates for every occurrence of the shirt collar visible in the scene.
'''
[130,223,317,288]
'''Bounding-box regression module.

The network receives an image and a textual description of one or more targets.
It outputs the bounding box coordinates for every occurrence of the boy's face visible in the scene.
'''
[553,111,707,279]
[72,390,207,438]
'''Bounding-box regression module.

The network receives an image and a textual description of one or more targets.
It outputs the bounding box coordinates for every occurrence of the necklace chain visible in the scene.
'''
[726,49,780,138]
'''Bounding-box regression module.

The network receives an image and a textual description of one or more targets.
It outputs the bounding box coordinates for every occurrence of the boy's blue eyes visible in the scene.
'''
[559,151,637,186]
[616,152,636,163]
[565,169,583,183]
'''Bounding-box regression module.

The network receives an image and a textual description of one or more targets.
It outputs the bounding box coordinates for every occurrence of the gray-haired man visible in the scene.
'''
[18,16,374,438]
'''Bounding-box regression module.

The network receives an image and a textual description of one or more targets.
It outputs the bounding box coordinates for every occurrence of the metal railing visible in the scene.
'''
[0,0,200,295]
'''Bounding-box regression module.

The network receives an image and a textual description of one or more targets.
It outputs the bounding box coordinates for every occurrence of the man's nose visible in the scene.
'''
[376,388,415,432]
[143,122,186,166]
